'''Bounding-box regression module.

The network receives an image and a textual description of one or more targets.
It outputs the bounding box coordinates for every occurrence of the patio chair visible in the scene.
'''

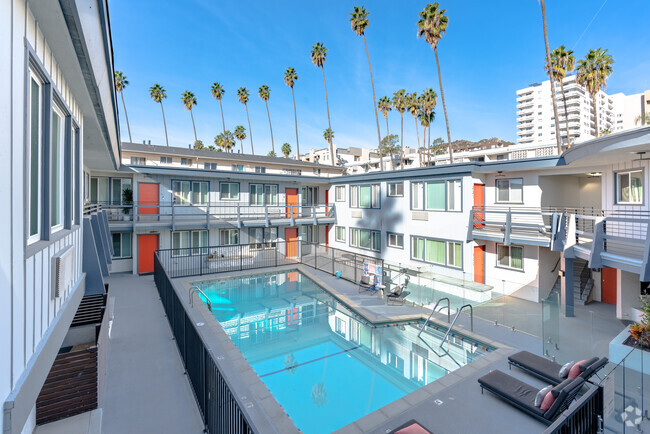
[358,274,377,294]
[508,351,607,385]
[478,370,584,425]
[386,284,411,305]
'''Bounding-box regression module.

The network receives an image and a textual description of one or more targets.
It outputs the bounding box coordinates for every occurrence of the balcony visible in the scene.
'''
[95,201,336,231]
[469,206,555,247]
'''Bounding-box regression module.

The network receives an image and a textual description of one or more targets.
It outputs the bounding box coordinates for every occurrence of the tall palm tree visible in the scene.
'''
[546,46,576,147]
[149,84,169,146]
[237,87,254,155]
[234,125,247,154]
[539,0,562,153]
[258,85,275,155]
[210,82,226,133]
[323,128,335,164]
[222,130,235,152]
[284,67,300,160]
[392,89,407,169]
[406,92,422,167]
[311,42,335,166]
[419,88,437,163]
[378,96,392,169]
[181,91,198,143]
[350,6,383,172]
[417,3,452,162]
[114,71,132,142]
[576,48,614,139]
[282,142,292,158]
[418,110,431,165]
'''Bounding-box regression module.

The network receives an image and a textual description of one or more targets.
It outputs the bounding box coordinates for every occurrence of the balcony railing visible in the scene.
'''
[470,206,556,246]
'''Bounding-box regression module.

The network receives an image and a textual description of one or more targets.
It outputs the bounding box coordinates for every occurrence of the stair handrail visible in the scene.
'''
[418,297,451,337]
[189,285,212,311]
[440,304,473,348]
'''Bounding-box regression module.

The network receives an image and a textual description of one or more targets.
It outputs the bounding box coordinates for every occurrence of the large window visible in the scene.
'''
[411,237,462,268]
[50,105,66,231]
[28,71,43,243]
[350,228,380,252]
[111,178,132,205]
[388,182,404,197]
[301,186,319,205]
[90,177,110,203]
[220,182,239,200]
[496,178,523,203]
[249,227,278,249]
[172,180,208,205]
[172,181,190,205]
[616,170,643,204]
[387,233,404,249]
[112,232,132,259]
[250,184,278,205]
[335,186,346,202]
[350,184,380,209]
[130,157,146,165]
[192,181,208,205]
[172,230,208,256]
[411,179,461,211]
[301,225,319,243]
[220,229,239,246]
[335,226,346,242]
[497,244,523,270]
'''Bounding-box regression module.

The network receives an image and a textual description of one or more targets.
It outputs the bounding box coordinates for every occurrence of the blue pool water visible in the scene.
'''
[194,270,492,433]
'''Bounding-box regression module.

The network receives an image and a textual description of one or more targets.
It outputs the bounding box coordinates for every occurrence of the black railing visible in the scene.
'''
[153,253,254,434]
[543,384,603,434]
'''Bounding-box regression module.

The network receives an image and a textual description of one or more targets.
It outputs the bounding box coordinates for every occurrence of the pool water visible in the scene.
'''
[194,270,492,433]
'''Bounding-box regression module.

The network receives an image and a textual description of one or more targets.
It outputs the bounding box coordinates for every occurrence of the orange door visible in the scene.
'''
[474,245,485,284]
[286,188,298,218]
[138,234,159,274]
[473,184,484,228]
[325,189,329,216]
[325,225,329,247]
[601,267,617,305]
[286,228,298,258]
[138,183,159,215]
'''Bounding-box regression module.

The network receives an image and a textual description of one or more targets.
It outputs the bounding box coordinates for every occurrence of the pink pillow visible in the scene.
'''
[540,390,556,411]
[568,359,587,379]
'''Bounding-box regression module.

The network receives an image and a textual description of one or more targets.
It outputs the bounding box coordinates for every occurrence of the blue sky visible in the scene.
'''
[108,0,650,155]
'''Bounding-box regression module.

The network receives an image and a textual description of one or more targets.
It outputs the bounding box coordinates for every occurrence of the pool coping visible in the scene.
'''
[172,264,512,434]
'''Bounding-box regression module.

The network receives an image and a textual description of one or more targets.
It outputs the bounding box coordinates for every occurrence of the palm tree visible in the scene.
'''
[237,87,254,154]
[258,85,275,155]
[417,3,452,162]
[418,111,431,165]
[234,125,247,154]
[311,42,335,166]
[114,71,132,142]
[576,48,614,138]
[210,82,226,133]
[635,113,650,126]
[350,6,383,172]
[406,92,422,167]
[378,96,392,169]
[284,67,300,160]
[214,133,224,151]
[323,128,335,164]
[419,88,437,164]
[539,0,562,153]
[392,90,407,169]
[222,130,235,152]
[281,142,292,158]
[149,84,169,146]
[181,91,198,143]
[546,46,576,147]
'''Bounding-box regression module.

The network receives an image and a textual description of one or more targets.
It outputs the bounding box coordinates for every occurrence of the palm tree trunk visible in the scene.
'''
[385,117,394,170]
[414,117,421,167]
[433,46,452,163]
[120,92,132,142]
[559,81,572,147]
[160,102,169,146]
[363,35,383,172]
[321,66,335,166]
[219,99,226,134]
[592,94,599,138]
[245,104,254,154]
[239,139,244,154]
[291,87,300,160]
[427,123,431,165]
[400,114,404,169]
[190,109,197,142]
[265,100,275,155]
[540,0,563,153]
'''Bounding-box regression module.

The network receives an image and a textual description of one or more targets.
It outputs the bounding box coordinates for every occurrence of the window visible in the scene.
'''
[232,164,244,172]
[172,181,190,205]
[160,157,172,164]
[255,166,266,174]
[171,231,190,256]
[411,182,424,210]
[112,232,132,259]
[350,184,380,208]
[130,157,146,165]
[90,177,110,203]
[301,225,318,243]
[335,226,346,242]
[250,184,277,205]
[220,182,239,200]
[27,71,43,243]
[313,168,321,175]
[111,178,132,205]
[191,230,208,254]
[411,179,462,211]
[220,229,239,245]
[192,181,208,205]
[173,180,208,205]
[425,181,445,210]
[50,104,66,230]
[171,230,207,256]
[180,158,192,166]
[497,244,523,270]
[387,233,404,249]
[264,185,278,205]
[335,186,346,202]
[204,162,217,170]
[388,182,404,197]
[350,228,380,252]
[616,170,643,204]
[496,178,523,203]
[249,227,277,249]
[411,237,462,268]
[301,186,319,206]
[283,168,302,175]
[447,180,461,211]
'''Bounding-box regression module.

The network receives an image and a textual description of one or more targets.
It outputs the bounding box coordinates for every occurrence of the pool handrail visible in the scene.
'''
[418,297,451,337]
[189,285,212,311]
[440,304,473,348]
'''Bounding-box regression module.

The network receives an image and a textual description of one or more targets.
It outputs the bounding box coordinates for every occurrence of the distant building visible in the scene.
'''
[299,146,378,166]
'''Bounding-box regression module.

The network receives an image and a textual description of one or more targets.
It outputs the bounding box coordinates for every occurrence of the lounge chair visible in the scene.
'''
[478,370,584,425]
[358,274,377,294]
[386,284,410,305]
[508,351,608,385]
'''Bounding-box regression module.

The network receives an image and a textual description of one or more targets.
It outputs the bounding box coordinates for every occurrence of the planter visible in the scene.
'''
[609,325,650,373]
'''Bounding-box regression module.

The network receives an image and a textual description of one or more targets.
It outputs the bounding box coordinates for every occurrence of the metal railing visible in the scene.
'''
[418,297,451,337]
[440,304,473,348]
[470,206,555,241]
[189,286,212,311]
[83,202,102,215]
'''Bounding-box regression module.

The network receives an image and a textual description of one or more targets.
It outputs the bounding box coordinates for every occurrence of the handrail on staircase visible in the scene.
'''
[440,304,473,348]
[417,297,451,337]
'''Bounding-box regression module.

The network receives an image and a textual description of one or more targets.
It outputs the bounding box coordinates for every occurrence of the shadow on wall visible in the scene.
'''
[539,174,602,210]
[354,196,405,256]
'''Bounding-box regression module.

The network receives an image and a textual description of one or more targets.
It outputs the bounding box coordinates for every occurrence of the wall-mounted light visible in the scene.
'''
[587,172,602,177]
[495,171,506,178]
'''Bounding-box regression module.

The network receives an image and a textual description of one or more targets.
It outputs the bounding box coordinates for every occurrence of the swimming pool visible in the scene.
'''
[193,270,494,433]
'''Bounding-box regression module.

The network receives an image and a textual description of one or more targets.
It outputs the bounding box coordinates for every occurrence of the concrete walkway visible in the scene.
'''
[100,274,204,434]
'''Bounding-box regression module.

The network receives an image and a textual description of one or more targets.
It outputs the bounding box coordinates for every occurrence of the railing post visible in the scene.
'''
[315,244,318,269]
[354,254,357,282]
[275,244,278,267]
[332,247,335,275]
[240,244,243,271]
[172,201,175,231]
[206,199,210,229]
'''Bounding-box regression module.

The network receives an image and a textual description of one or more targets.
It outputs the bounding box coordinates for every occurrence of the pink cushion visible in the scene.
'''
[540,390,556,411]
[568,359,588,379]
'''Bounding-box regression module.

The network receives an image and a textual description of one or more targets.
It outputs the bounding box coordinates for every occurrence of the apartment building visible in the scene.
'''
[1,0,119,432]
[299,145,379,167]
[516,77,649,146]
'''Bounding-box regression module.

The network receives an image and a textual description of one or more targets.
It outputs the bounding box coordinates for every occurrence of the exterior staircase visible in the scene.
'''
[574,259,594,306]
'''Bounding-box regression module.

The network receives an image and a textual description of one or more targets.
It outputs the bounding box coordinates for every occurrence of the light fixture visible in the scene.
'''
[587,172,602,177]
[633,151,649,161]
[495,171,506,178]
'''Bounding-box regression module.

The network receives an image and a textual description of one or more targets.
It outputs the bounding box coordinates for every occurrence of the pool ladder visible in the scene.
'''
[417,297,451,337]
[189,286,212,311]
[439,304,473,348]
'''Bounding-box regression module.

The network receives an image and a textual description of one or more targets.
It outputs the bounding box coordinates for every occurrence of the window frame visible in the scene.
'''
[410,236,463,269]
[387,232,404,249]
[495,178,524,204]
[160,156,173,164]
[388,182,404,197]
[249,227,278,250]
[335,185,346,202]
[172,179,210,205]
[615,169,644,205]
[219,182,240,201]
[496,243,524,271]
[349,227,381,252]
[349,183,381,209]
[220,228,239,246]
[49,101,68,233]
[301,225,319,244]
[410,178,463,212]
[111,232,132,259]
[335,226,346,242]
[27,68,44,244]
[203,162,217,170]
[130,156,146,165]
[249,183,278,206]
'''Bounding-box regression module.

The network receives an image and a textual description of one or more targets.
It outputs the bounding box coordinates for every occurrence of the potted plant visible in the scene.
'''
[628,297,650,350]
[122,187,133,221]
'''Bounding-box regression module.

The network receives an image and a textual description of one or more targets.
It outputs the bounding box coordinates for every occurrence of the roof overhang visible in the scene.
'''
[562,126,650,167]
